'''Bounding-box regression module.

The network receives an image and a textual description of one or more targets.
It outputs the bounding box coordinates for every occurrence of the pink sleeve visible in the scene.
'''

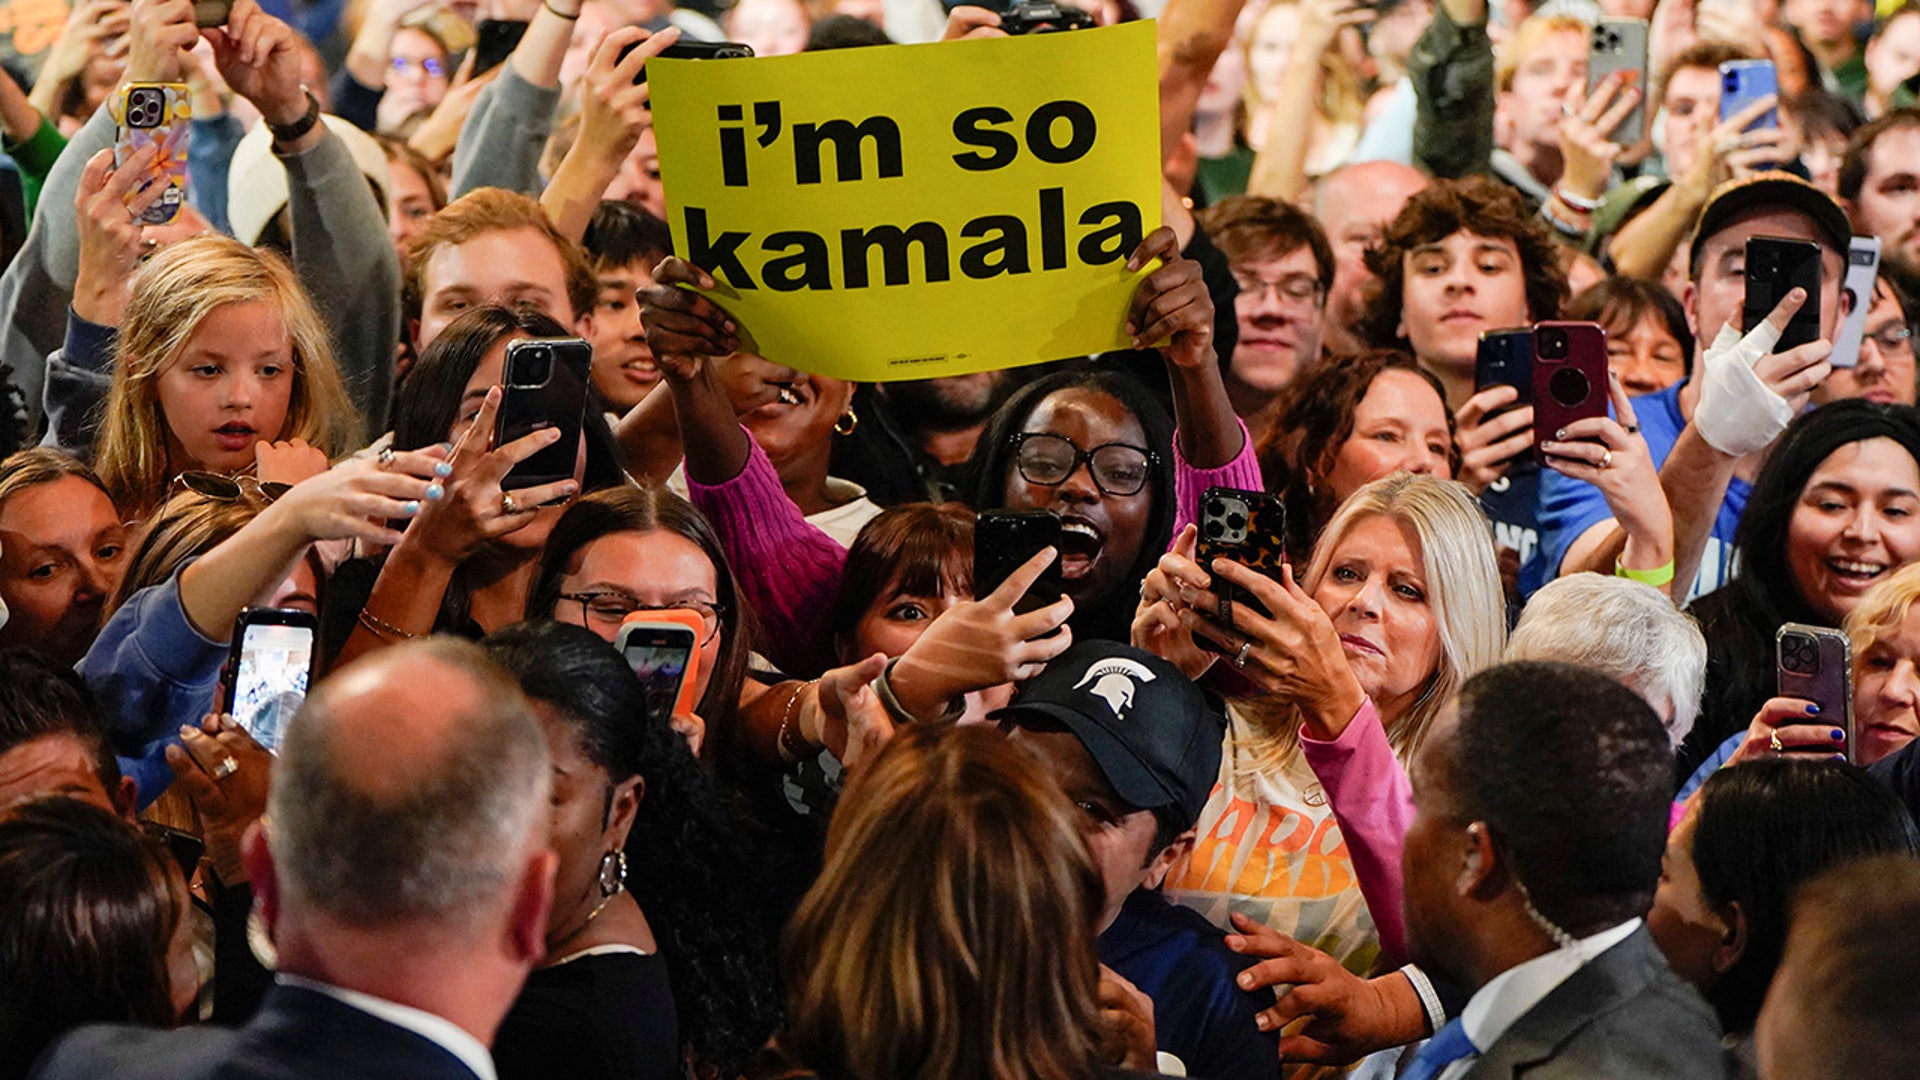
[686,430,845,678]
[1171,418,1262,548]
[1300,698,1415,966]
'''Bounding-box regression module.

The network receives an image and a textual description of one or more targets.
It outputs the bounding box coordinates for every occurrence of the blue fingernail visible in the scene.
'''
[434,461,453,477]
[1833,729,1846,740]
[1835,754,1848,761]
[403,501,421,516]
[1807,703,1821,714]
[425,484,444,501]
[438,442,454,453]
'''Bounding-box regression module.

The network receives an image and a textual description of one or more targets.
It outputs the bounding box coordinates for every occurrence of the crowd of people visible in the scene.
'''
[4,0,1920,1076]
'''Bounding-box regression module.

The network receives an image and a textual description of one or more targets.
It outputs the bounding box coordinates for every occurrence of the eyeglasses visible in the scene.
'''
[171,472,290,504]
[1231,271,1324,307]
[1866,324,1916,354]
[559,592,727,644]
[1008,432,1156,497]
[390,55,447,79]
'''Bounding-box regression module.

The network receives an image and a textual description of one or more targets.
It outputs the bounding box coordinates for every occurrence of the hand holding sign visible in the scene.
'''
[640,257,741,378]
[1126,225,1215,368]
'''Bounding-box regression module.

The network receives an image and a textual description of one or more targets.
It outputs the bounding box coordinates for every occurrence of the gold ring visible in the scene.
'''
[1600,449,1615,470]
[501,491,519,515]
[212,756,239,780]
[1770,730,1784,753]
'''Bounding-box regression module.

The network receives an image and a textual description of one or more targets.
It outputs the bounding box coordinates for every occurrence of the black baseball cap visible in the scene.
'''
[1687,172,1853,270]
[993,641,1226,827]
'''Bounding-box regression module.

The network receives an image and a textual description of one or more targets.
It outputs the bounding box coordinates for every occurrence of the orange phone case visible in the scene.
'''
[621,608,706,717]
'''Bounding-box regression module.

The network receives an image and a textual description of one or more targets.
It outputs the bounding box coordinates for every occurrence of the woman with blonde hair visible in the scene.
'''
[760,723,1151,1080]
[1242,0,1370,200]
[91,235,361,521]
[1137,472,1506,972]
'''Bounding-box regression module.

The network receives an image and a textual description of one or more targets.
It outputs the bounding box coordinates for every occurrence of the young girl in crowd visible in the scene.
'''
[0,449,128,665]
[91,236,361,521]
[331,305,625,662]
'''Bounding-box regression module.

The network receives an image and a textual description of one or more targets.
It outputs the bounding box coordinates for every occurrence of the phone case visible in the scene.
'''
[1719,60,1779,131]
[223,607,318,753]
[1532,322,1610,466]
[974,510,1064,613]
[473,19,530,77]
[617,614,703,720]
[634,40,755,84]
[1475,327,1535,405]
[1830,236,1880,369]
[1778,623,1853,760]
[1195,487,1287,651]
[1588,18,1649,146]
[115,83,190,226]
[496,338,593,492]
[1744,236,1824,353]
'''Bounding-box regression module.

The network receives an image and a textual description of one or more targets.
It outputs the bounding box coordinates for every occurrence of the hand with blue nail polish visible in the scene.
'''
[1727,696,1858,768]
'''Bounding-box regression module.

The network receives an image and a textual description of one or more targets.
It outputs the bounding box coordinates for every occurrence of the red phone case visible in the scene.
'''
[1532,322,1610,467]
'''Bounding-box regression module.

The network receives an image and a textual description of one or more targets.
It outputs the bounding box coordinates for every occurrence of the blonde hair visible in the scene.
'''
[93,236,359,520]
[1846,562,1920,662]
[778,724,1114,1080]
[1496,13,1592,92]
[1231,473,1507,774]
[1242,0,1367,130]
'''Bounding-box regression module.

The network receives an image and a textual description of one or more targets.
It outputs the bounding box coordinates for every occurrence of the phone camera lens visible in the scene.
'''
[1538,328,1570,360]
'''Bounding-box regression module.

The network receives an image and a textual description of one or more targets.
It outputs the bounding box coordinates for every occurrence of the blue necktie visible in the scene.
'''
[1401,1017,1479,1080]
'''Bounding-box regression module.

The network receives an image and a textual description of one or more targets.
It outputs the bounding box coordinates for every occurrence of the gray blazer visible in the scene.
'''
[1463,926,1729,1080]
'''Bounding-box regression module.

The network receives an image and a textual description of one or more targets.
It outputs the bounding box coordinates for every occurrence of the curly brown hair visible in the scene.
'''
[1257,349,1459,560]
[1358,176,1569,354]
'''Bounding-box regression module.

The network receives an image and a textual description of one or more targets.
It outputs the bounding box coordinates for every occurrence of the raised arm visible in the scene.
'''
[1408,0,1493,179]
[448,0,575,196]
[541,28,679,243]
[1157,0,1251,166]
[1245,0,1374,204]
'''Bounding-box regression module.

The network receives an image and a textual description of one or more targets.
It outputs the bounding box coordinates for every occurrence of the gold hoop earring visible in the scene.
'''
[834,408,859,436]
[597,850,628,898]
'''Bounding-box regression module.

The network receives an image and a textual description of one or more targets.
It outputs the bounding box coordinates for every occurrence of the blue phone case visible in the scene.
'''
[1719,60,1779,131]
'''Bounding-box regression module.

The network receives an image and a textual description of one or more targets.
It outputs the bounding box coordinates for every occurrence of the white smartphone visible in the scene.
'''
[1830,236,1882,370]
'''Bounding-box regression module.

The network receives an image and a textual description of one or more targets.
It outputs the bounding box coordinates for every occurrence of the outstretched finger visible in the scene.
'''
[986,544,1060,608]
[1606,370,1641,432]
[1124,225,1179,273]
[450,386,503,460]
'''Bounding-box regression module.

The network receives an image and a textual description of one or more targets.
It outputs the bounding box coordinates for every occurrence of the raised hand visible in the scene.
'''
[125,0,196,83]
[254,437,330,486]
[1453,385,1533,495]
[1226,912,1431,1064]
[1557,70,1642,202]
[266,444,449,547]
[890,546,1076,711]
[1133,524,1216,681]
[816,653,896,773]
[396,387,578,563]
[640,257,744,376]
[1126,225,1214,368]
[73,147,163,327]
[165,713,273,885]
[203,0,311,130]
[575,26,678,167]
[1724,696,1851,768]
[1539,371,1673,578]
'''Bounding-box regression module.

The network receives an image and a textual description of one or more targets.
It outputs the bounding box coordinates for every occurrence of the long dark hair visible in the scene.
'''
[964,363,1176,640]
[482,620,784,1078]
[1690,758,1920,1031]
[529,486,754,755]
[0,796,183,1078]
[386,306,627,633]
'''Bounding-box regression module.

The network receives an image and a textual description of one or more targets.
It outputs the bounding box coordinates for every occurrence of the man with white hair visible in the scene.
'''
[1507,573,1708,748]
[32,639,558,1080]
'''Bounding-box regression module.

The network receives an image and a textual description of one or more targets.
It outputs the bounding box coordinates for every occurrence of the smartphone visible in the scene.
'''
[114,83,189,226]
[495,337,592,493]
[1476,327,1537,476]
[1719,59,1779,132]
[193,0,233,26]
[1829,236,1881,369]
[1532,322,1610,466]
[221,608,318,754]
[472,19,529,77]
[974,509,1065,615]
[1588,18,1649,145]
[1777,622,1853,760]
[616,616,701,723]
[631,39,755,85]
[1744,235,1825,354]
[1194,486,1287,655]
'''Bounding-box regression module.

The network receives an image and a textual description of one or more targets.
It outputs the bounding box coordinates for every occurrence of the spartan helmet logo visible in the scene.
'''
[1071,658,1157,719]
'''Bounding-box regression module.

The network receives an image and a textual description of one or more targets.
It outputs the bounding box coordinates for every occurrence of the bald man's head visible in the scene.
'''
[268,639,550,930]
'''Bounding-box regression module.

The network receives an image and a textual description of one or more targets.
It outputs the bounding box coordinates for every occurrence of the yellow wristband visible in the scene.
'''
[1616,559,1676,588]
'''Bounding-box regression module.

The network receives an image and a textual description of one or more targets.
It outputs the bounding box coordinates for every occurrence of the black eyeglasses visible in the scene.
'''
[559,592,727,644]
[171,472,291,504]
[1008,432,1156,497]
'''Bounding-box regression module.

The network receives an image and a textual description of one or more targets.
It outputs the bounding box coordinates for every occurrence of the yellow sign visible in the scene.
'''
[648,22,1161,382]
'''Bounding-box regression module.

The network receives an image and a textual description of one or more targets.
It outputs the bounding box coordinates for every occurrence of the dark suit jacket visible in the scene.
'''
[29,983,482,1080]
[1463,926,1729,1080]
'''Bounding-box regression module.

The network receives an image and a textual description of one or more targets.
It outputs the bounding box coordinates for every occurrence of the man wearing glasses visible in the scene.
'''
[1194,196,1335,446]
[1814,273,1919,407]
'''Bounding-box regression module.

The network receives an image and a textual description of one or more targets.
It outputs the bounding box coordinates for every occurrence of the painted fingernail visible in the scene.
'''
[402,501,422,516]
[1556,427,1569,439]
[179,725,196,738]
[438,442,454,453]
[1835,754,1848,761]
[434,461,453,477]
[425,483,445,500]
[1832,728,1846,740]
[1254,1013,1272,1031]
[1807,703,1822,714]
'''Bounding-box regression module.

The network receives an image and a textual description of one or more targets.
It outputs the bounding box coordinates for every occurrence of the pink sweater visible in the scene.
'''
[687,420,1262,679]
[1299,699,1416,966]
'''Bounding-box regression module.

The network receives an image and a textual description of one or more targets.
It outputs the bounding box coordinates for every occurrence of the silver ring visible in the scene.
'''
[377,445,395,469]
[501,491,519,515]
[212,756,239,780]
[1232,640,1253,669]
[1562,103,1575,118]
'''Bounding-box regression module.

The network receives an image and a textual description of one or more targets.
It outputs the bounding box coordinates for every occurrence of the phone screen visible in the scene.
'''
[231,623,315,752]
[624,640,694,722]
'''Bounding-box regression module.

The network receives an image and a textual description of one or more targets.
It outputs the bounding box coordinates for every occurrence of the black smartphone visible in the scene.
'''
[222,607,318,753]
[495,337,592,493]
[615,618,699,724]
[1744,235,1824,353]
[1001,0,1096,33]
[1475,326,1537,475]
[630,39,754,85]
[1532,321,1611,467]
[1777,622,1853,760]
[974,509,1065,615]
[472,19,530,77]
[1194,486,1287,655]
